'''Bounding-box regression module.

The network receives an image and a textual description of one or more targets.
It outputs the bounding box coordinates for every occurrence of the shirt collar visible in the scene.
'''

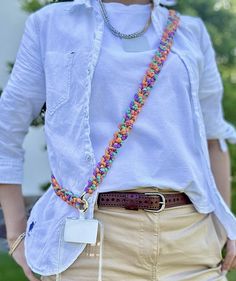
[68,0,93,11]
[67,0,176,12]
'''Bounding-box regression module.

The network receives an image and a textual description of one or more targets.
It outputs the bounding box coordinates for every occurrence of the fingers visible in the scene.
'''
[11,243,40,281]
[22,265,40,281]
[221,239,236,272]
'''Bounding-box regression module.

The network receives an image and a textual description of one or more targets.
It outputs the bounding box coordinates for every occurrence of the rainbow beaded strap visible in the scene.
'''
[51,9,180,212]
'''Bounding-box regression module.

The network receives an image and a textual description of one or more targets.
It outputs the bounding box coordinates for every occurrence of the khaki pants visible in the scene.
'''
[41,187,228,281]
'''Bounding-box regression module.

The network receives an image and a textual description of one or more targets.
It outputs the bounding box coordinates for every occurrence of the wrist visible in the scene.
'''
[6,216,27,239]
[7,225,27,246]
[7,233,24,246]
[8,232,26,256]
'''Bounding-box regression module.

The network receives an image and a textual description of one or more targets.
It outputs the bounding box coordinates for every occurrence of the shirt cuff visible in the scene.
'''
[0,161,23,184]
[206,120,236,151]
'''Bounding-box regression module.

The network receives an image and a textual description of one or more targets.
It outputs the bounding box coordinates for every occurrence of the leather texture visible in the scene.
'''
[97,191,192,211]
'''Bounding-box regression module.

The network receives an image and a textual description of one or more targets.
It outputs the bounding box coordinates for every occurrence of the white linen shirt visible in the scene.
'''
[0,0,236,276]
[90,2,212,199]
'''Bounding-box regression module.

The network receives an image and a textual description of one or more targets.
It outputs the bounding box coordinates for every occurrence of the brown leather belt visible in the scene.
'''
[97,191,192,213]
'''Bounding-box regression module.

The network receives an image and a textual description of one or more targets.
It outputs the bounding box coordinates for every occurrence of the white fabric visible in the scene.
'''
[159,0,177,6]
[90,2,207,196]
[0,0,236,276]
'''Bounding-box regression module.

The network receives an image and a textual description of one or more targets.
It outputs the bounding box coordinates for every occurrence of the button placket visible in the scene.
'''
[86,153,92,161]
[83,8,105,168]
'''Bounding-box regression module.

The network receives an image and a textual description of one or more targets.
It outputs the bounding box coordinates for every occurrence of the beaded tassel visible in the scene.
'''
[52,10,180,210]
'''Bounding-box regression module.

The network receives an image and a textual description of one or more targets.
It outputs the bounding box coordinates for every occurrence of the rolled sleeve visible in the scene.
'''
[198,18,236,150]
[0,13,46,184]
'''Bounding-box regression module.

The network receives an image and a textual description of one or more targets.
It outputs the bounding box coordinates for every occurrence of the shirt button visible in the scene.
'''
[86,154,92,161]
[84,107,89,118]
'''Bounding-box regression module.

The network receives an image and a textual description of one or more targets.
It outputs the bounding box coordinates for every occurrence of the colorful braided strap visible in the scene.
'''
[51,9,180,212]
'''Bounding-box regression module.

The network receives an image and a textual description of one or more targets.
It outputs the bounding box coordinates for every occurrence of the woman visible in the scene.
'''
[0,0,236,280]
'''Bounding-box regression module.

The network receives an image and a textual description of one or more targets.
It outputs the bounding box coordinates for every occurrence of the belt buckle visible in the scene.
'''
[144,192,166,213]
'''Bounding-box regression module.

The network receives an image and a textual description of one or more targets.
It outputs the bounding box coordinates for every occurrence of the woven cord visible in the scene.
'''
[51,10,180,210]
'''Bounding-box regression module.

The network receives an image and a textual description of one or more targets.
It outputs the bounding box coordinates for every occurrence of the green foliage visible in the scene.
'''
[0,252,41,281]
[40,181,51,192]
[175,0,236,66]
[221,66,236,125]
[0,61,13,98]
[20,0,52,13]
[0,252,26,281]
[20,0,73,13]
[230,143,236,214]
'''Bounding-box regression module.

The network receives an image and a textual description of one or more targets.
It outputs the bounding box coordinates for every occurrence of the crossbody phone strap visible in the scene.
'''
[51,9,180,212]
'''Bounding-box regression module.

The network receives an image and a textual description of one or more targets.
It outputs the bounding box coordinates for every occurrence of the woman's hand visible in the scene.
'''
[221,239,236,275]
[10,239,40,281]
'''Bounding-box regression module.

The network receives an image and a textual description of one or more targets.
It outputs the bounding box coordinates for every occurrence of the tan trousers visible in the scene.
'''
[41,187,228,281]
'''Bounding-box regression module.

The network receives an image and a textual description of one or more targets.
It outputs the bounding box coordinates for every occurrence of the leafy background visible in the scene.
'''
[0,0,236,280]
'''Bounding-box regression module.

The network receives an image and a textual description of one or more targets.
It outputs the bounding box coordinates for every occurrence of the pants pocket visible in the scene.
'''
[160,206,224,268]
[210,213,228,251]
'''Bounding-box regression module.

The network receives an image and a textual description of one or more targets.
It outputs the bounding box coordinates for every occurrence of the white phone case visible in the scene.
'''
[64,217,99,244]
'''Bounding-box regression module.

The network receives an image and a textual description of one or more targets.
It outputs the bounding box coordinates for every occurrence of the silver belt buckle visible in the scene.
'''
[144,192,166,213]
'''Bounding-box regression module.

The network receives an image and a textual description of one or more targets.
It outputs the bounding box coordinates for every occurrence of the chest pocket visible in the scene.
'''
[44,51,75,116]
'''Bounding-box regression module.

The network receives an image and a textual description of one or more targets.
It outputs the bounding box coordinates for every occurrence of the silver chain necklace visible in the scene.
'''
[98,0,154,39]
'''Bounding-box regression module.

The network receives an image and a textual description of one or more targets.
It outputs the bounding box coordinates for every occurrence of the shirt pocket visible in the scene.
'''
[44,51,75,116]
